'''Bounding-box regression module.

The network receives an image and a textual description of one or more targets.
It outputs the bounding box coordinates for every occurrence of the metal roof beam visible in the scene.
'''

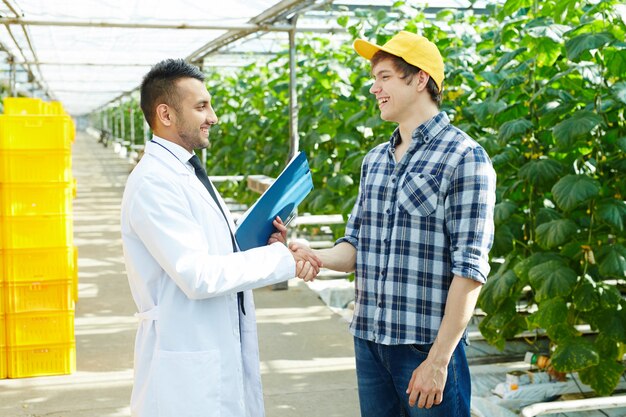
[0,17,334,33]
[187,0,323,62]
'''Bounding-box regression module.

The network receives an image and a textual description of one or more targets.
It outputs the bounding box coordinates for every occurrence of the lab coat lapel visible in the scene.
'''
[144,142,233,225]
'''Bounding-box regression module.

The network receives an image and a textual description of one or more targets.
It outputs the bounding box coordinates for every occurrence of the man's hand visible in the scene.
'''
[290,241,322,282]
[406,358,447,409]
[268,216,288,245]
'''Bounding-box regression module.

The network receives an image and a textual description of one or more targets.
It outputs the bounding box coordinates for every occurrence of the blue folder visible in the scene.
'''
[235,152,313,251]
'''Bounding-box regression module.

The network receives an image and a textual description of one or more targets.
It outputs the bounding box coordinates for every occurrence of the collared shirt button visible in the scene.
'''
[386,208,391,214]
[378,302,383,307]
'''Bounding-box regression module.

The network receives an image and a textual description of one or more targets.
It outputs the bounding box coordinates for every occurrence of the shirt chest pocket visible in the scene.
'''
[397,172,441,217]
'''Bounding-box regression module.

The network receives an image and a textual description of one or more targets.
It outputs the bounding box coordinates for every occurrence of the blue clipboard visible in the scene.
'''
[235,152,313,251]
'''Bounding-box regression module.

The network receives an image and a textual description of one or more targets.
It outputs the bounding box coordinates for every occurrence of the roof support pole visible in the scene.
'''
[8,57,16,96]
[287,15,299,162]
[143,119,150,144]
[119,101,125,141]
[130,103,135,144]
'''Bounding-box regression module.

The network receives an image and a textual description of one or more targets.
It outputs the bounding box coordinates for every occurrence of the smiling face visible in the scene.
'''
[369,58,421,126]
[170,77,218,152]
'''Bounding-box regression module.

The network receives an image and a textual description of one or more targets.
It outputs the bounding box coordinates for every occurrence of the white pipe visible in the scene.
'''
[520,395,626,417]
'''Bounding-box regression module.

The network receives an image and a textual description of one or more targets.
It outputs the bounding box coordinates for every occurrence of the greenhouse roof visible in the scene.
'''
[0,0,488,116]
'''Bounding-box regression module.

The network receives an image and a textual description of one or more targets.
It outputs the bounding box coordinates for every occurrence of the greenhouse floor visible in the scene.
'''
[0,131,359,417]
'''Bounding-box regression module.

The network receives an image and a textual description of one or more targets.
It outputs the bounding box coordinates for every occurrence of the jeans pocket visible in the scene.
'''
[397,173,440,216]
[156,349,221,417]
[408,343,433,356]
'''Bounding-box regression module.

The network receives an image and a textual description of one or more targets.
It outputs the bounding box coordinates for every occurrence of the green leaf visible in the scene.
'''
[605,48,626,78]
[502,75,525,90]
[518,158,563,189]
[535,219,578,249]
[479,269,518,314]
[547,322,580,342]
[526,23,570,43]
[513,252,562,282]
[536,208,562,225]
[590,308,626,341]
[596,244,626,278]
[550,339,599,372]
[534,36,563,67]
[530,297,568,330]
[572,281,599,312]
[597,283,622,309]
[495,48,527,72]
[494,201,517,225]
[578,360,625,397]
[480,70,502,85]
[612,81,626,105]
[617,137,626,153]
[560,241,583,260]
[491,224,516,257]
[594,333,620,359]
[498,118,533,142]
[565,32,613,61]
[551,174,600,211]
[552,110,603,148]
[502,0,532,16]
[470,99,508,122]
[478,299,524,351]
[595,199,626,231]
[327,174,354,193]
[528,260,577,302]
[491,147,519,168]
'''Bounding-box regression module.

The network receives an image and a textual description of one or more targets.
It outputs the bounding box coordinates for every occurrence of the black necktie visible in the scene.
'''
[189,154,245,315]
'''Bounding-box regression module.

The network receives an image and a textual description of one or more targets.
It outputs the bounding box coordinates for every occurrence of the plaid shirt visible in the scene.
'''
[337,112,496,345]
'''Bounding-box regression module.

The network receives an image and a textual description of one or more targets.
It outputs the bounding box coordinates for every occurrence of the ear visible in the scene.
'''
[155,103,173,127]
[415,70,430,92]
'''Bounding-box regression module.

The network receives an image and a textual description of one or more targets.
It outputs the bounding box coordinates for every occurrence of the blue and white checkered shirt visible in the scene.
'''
[337,112,496,345]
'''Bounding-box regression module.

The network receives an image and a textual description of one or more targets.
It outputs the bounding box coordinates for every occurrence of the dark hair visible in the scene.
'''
[371,50,442,107]
[140,58,205,128]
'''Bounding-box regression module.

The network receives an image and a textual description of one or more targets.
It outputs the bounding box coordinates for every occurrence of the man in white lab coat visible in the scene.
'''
[120,58,320,417]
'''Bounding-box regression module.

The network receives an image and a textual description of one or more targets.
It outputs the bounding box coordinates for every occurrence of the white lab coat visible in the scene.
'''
[120,137,295,417]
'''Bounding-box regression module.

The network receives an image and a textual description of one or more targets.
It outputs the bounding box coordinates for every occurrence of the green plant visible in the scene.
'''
[465,0,626,396]
[100,0,626,396]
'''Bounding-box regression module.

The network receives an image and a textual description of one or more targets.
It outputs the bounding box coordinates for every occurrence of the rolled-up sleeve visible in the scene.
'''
[445,146,496,283]
[335,157,369,250]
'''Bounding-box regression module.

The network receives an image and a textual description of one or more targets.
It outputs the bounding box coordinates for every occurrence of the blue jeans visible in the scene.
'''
[354,337,470,417]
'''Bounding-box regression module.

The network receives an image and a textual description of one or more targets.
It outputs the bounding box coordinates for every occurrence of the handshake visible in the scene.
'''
[269,217,322,282]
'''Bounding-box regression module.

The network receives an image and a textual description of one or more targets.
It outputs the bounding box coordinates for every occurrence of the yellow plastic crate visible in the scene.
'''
[72,245,78,302]
[0,115,75,149]
[1,215,73,249]
[0,150,72,182]
[0,314,5,347]
[5,280,74,314]
[7,342,75,378]
[0,182,74,216]
[2,246,77,283]
[0,346,6,379]
[43,102,66,116]
[2,97,43,116]
[6,310,74,346]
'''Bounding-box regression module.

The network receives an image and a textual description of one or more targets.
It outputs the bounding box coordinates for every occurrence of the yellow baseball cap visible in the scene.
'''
[353,31,444,91]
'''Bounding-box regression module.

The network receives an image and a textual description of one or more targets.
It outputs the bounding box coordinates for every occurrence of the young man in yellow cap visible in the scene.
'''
[291,31,496,416]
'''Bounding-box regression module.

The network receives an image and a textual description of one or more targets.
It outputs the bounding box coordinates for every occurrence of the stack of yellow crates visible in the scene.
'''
[0,97,77,378]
